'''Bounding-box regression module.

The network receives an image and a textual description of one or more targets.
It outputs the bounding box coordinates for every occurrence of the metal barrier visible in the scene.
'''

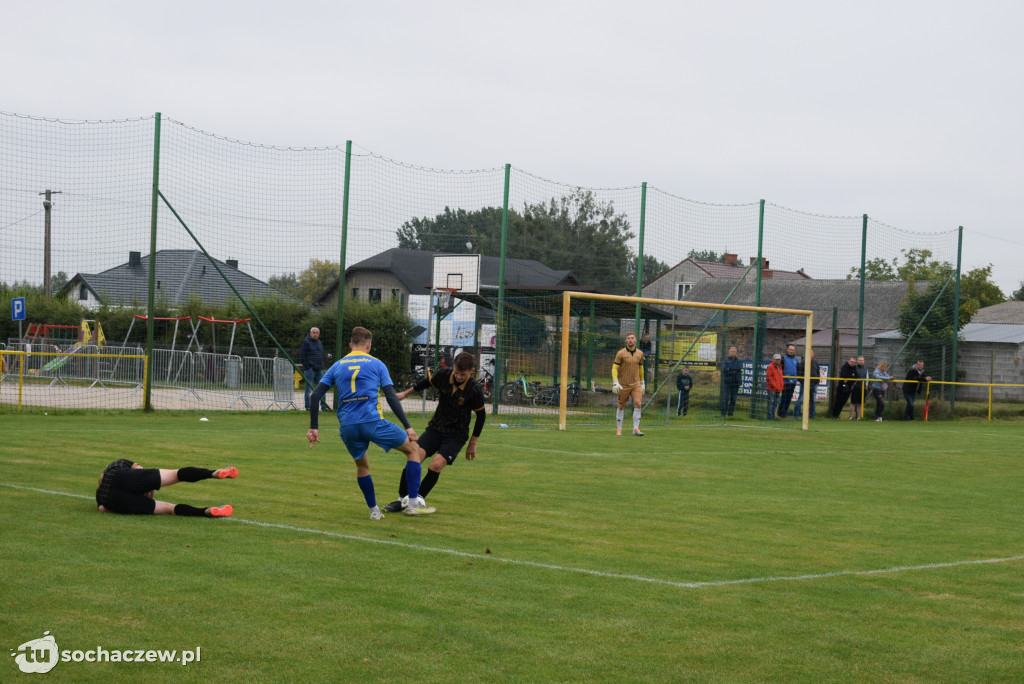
[0,346,306,412]
[270,356,298,410]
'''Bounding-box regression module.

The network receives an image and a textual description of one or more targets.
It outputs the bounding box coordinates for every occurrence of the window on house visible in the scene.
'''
[676,282,694,299]
[79,284,88,301]
[351,287,359,300]
[369,288,381,302]
[391,289,401,300]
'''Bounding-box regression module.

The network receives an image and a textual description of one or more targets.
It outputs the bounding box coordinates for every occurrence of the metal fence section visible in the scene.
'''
[270,356,298,410]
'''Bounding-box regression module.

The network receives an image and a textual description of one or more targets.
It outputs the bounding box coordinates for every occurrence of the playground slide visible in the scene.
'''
[38,342,85,374]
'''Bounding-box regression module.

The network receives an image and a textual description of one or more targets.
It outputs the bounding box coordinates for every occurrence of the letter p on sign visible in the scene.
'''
[11,297,26,321]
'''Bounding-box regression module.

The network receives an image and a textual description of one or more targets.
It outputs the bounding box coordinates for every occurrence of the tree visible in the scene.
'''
[848,248,951,281]
[1013,280,1024,301]
[50,270,69,292]
[396,190,648,294]
[959,265,1004,312]
[267,272,301,300]
[686,249,733,263]
[268,260,341,304]
[629,254,671,288]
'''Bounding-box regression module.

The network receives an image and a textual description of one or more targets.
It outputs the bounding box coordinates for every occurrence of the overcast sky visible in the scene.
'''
[3,0,1022,293]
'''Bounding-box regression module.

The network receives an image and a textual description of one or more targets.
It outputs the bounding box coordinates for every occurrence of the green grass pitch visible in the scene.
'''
[2,412,1022,682]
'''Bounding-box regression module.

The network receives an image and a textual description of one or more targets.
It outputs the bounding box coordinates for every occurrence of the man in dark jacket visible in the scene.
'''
[720,346,742,417]
[301,327,330,411]
[831,356,858,419]
[902,359,931,420]
[675,365,693,416]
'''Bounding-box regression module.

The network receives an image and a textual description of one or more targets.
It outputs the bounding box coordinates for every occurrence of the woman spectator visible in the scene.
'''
[870,361,892,422]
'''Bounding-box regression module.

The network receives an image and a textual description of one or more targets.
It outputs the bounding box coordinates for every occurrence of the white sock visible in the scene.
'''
[616,408,624,429]
[633,408,642,430]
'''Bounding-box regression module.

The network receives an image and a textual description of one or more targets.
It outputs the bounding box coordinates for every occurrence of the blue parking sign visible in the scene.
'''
[11,297,26,321]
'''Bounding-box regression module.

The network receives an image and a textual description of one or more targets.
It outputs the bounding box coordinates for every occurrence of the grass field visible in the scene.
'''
[2,411,1022,682]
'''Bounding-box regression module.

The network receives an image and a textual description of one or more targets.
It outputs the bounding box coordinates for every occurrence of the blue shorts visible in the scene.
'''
[340,420,408,460]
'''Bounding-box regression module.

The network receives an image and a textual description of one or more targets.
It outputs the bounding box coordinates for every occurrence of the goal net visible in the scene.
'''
[487,292,814,430]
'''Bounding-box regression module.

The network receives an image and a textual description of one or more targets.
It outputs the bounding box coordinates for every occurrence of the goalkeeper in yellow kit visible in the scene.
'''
[612,332,645,436]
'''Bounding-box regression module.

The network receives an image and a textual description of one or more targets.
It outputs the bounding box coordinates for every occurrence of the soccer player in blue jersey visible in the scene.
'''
[306,326,433,519]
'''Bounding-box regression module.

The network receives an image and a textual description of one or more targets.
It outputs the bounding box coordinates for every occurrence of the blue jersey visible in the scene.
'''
[320,351,395,426]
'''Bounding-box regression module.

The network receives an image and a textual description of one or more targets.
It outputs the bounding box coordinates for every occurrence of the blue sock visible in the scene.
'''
[405,461,421,500]
[357,474,376,508]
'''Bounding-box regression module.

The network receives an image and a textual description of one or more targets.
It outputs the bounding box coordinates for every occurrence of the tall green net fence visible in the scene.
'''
[4,110,1011,419]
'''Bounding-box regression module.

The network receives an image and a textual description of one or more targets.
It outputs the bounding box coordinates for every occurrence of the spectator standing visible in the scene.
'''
[675,365,693,417]
[902,360,931,420]
[778,344,799,417]
[766,353,784,419]
[720,346,742,417]
[794,350,821,419]
[848,355,868,420]
[871,361,892,421]
[831,356,858,419]
[301,327,330,411]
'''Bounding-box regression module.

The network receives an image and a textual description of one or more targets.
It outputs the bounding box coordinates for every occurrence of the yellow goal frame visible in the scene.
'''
[558,292,814,431]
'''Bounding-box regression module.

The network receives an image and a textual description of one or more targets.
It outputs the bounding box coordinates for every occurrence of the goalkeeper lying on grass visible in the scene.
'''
[95,459,236,517]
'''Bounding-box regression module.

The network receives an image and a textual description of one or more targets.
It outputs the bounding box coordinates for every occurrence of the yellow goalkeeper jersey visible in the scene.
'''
[613,347,644,387]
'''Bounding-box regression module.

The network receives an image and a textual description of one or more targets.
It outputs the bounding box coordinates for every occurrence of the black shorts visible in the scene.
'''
[418,428,467,466]
[96,468,161,515]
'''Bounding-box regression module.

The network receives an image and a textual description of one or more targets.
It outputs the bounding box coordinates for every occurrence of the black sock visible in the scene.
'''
[398,464,409,499]
[177,467,216,482]
[419,469,440,498]
[173,503,208,517]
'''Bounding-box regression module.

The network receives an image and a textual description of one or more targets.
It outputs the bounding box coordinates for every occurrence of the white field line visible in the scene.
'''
[3,483,1021,589]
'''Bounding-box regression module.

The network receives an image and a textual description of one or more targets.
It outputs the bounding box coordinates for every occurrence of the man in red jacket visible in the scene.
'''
[766,353,784,420]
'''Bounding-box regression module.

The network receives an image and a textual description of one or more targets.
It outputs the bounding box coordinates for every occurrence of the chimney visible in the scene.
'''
[724,253,738,266]
[226,259,238,269]
[129,251,141,267]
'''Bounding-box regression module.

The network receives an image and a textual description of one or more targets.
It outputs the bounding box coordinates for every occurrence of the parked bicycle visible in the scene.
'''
[531,374,582,407]
[478,362,495,402]
[500,373,542,405]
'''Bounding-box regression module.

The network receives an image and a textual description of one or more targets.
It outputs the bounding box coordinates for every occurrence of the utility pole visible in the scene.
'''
[40,189,62,298]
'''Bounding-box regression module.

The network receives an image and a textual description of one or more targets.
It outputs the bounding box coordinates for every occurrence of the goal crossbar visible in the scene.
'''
[557,291,815,431]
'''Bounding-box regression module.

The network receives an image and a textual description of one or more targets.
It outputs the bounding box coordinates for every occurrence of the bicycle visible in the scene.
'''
[500,374,541,405]
[478,364,495,402]
[531,375,582,407]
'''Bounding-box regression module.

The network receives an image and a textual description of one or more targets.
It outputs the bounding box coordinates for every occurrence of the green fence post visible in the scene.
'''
[493,163,510,414]
[858,214,867,355]
[336,141,352,361]
[145,112,161,412]
[634,182,647,330]
[750,199,765,417]
[951,226,963,411]
[588,299,595,390]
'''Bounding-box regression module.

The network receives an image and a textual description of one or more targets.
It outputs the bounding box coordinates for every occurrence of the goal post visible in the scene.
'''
[558,291,815,431]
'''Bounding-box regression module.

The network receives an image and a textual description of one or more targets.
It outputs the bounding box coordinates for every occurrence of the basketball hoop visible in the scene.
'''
[436,287,457,310]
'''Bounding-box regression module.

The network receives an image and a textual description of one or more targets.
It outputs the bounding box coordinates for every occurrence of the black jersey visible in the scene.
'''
[422,367,486,435]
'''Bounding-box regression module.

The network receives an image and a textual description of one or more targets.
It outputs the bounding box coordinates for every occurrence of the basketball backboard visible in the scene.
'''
[432,254,480,295]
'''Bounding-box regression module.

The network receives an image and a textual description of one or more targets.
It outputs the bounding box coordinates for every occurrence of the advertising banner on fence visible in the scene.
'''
[659,332,718,369]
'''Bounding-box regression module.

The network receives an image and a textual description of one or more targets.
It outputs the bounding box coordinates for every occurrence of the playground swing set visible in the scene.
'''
[115,315,268,396]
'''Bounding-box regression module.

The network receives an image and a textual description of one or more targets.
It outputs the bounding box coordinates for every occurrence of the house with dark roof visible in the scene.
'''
[655,278,926,375]
[61,250,303,310]
[643,253,811,302]
[315,248,585,309]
